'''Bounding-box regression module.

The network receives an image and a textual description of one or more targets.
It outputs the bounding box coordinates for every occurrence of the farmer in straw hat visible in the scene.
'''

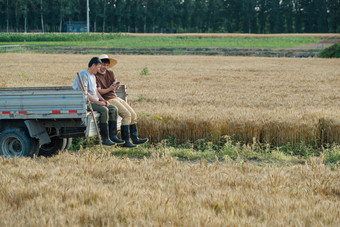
[95,54,148,148]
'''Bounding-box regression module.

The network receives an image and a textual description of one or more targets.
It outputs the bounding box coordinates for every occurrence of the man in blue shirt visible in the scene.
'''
[73,57,124,146]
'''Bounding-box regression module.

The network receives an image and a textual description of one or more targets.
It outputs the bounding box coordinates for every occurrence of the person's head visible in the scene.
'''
[88,57,102,74]
[98,54,117,73]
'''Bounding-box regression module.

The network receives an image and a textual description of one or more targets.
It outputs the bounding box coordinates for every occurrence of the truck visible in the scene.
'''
[0,85,127,158]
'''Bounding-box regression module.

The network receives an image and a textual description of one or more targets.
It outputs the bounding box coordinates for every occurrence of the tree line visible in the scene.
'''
[0,0,339,34]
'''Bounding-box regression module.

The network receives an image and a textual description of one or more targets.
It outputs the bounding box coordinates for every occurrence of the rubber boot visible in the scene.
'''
[98,123,116,146]
[120,125,137,148]
[108,121,125,145]
[130,123,148,145]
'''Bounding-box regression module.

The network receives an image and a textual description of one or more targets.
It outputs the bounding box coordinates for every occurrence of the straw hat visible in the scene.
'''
[99,54,117,68]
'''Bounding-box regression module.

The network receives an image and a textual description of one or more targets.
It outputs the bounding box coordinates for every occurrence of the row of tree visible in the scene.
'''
[0,0,339,34]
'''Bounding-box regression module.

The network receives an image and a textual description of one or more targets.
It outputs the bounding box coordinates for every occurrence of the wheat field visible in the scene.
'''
[0,53,339,146]
[0,53,340,226]
[0,151,339,226]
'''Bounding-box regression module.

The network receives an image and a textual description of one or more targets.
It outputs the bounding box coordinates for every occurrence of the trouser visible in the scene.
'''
[88,102,118,123]
[108,97,137,125]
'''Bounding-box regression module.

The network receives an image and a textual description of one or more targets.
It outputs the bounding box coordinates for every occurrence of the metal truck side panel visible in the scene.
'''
[0,86,87,120]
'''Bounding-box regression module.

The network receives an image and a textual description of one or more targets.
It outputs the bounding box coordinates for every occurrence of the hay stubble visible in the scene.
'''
[0,152,339,226]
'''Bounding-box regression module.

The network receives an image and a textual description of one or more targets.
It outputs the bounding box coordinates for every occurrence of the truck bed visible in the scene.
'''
[0,86,86,119]
[0,85,127,120]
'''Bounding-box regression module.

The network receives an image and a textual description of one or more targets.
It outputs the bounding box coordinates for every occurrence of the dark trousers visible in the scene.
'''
[89,102,118,123]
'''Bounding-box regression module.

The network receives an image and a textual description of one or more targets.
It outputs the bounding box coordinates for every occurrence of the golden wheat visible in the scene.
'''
[0,53,339,145]
[0,151,339,226]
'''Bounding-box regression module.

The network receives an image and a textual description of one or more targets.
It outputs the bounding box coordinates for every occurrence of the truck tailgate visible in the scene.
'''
[0,86,87,119]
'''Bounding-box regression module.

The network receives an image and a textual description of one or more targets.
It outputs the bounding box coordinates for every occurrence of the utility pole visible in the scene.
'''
[87,0,90,32]
[6,0,9,32]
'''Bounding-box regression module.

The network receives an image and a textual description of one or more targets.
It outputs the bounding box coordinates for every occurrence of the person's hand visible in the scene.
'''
[97,101,106,106]
[110,84,116,91]
[111,82,121,90]
[104,100,110,107]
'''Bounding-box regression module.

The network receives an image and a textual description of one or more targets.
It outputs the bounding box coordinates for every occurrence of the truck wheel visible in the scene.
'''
[0,128,39,158]
[39,137,67,157]
[65,138,73,150]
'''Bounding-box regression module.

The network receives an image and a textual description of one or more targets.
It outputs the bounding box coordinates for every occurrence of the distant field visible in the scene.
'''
[126,33,339,38]
[0,33,332,49]
[0,53,339,147]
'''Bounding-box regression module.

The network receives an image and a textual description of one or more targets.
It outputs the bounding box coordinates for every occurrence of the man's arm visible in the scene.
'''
[97,85,115,95]
[96,88,110,107]
[88,92,106,106]
[84,87,105,106]
[97,84,120,95]
[79,73,105,106]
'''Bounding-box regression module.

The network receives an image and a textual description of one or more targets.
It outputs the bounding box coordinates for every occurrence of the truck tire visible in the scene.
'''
[65,138,73,150]
[39,137,67,157]
[0,128,39,158]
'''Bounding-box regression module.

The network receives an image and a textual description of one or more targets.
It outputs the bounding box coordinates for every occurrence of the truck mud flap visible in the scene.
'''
[24,120,51,145]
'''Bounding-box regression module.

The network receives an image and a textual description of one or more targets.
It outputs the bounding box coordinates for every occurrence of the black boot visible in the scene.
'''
[130,123,148,145]
[120,125,137,148]
[109,121,125,145]
[98,123,116,146]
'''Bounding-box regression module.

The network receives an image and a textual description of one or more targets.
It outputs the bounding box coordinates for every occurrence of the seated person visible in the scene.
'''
[72,57,124,146]
[95,54,148,148]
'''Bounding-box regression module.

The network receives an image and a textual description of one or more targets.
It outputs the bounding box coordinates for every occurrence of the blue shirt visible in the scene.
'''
[72,70,99,101]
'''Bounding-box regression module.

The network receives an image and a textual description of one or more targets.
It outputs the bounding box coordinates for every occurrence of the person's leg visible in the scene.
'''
[107,104,118,122]
[107,104,124,144]
[115,98,137,124]
[107,98,136,148]
[89,103,115,146]
[129,123,148,145]
[114,98,148,145]
[108,97,132,125]
[89,103,109,123]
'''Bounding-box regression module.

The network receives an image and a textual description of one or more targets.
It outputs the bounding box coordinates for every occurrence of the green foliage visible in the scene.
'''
[68,135,339,167]
[0,35,320,49]
[323,146,340,165]
[17,72,27,78]
[0,33,124,42]
[69,137,97,151]
[319,43,340,58]
[166,136,178,147]
[279,141,320,157]
[137,95,146,102]
[140,66,149,76]
[1,0,338,33]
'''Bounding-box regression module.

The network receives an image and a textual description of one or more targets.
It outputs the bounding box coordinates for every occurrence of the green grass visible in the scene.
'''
[0,33,124,42]
[70,136,340,168]
[319,43,340,58]
[0,33,320,49]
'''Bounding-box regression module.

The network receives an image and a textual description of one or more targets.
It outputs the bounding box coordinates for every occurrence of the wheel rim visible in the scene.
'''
[2,137,23,157]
